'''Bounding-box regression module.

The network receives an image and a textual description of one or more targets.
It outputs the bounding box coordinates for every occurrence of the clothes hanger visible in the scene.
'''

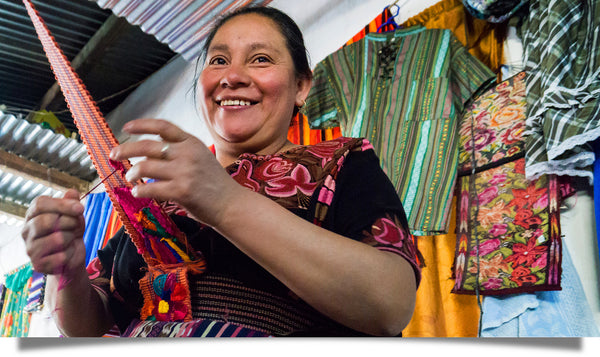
[376,1,402,33]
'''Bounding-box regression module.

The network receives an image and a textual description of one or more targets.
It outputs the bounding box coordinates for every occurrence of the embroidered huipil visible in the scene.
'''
[304,26,495,236]
[87,138,421,336]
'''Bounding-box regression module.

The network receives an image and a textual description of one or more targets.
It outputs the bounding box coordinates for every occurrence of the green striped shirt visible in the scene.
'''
[305,26,495,235]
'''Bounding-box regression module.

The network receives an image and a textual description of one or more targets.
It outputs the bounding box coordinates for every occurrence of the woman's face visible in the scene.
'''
[199,13,311,153]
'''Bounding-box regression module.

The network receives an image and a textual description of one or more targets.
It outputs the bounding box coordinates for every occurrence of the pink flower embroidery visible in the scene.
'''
[470,238,501,257]
[489,223,508,237]
[489,173,508,186]
[265,164,317,198]
[230,159,261,192]
[478,186,499,206]
[370,217,406,248]
[254,157,294,181]
[306,139,351,166]
[482,277,504,290]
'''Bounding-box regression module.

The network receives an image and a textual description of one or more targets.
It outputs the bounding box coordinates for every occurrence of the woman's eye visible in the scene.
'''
[253,56,271,64]
[209,57,227,65]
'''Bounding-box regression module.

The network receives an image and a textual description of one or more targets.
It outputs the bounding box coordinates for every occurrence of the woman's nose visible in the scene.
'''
[220,62,250,88]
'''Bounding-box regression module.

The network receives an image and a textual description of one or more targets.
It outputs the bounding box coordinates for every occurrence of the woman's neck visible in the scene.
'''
[215,139,299,167]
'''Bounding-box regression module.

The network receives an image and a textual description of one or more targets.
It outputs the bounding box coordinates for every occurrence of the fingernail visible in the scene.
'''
[131,186,138,197]
[109,148,117,159]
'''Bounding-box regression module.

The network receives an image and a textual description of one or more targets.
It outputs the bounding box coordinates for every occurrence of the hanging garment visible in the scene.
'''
[22,0,206,324]
[402,198,481,337]
[23,271,46,313]
[454,158,562,294]
[286,6,397,146]
[522,0,600,181]
[82,192,114,265]
[453,72,562,294]
[401,0,509,76]
[0,264,33,337]
[462,0,528,23]
[304,26,495,236]
[480,244,600,336]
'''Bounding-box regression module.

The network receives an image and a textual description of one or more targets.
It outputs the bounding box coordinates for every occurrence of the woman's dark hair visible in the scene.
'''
[192,6,312,111]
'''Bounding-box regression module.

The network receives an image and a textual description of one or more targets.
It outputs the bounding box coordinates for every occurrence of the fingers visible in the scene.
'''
[25,191,84,222]
[121,118,189,143]
[124,159,174,183]
[110,139,173,162]
[26,230,80,274]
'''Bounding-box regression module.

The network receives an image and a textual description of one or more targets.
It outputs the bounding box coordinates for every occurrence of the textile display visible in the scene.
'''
[457,71,526,175]
[453,158,561,294]
[286,7,397,146]
[462,0,528,23]
[304,26,495,236]
[453,72,562,295]
[401,0,509,76]
[83,192,114,265]
[0,264,33,337]
[402,198,480,337]
[480,244,600,336]
[23,271,46,313]
[23,0,206,324]
[88,137,421,336]
[522,0,600,182]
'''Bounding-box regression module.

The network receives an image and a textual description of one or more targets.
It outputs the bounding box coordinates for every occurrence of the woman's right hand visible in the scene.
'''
[21,189,87,278]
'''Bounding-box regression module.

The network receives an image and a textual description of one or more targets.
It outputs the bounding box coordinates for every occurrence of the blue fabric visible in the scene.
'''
[481,244,600,336]
[82,192,113,265]
[594,139,600,275]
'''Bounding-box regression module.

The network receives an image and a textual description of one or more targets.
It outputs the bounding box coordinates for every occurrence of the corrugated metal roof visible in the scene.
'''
[0,0,177,133]
[0,110,94,216]
[95,0,272,61]
[0,111,96,180]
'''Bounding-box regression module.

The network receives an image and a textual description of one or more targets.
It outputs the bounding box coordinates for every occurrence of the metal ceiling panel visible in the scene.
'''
[94,0,272,61]
[0,111,96,180]
[0,0,176,133]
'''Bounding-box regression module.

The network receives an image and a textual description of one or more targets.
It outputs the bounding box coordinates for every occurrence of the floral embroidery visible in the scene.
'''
[458,71,527,175]
[264,164,317,198]
[230,159,261,192]
[453,158,561,295]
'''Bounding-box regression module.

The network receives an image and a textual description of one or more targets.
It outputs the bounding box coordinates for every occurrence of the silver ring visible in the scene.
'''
[160,143,170,159]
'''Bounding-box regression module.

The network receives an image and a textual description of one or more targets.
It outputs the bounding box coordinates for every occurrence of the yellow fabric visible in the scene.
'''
[401,0,506,76]
[403,198,480,337]
[30,109,71,138]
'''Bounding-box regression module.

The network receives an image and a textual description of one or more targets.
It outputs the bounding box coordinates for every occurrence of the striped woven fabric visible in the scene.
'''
[522,0,600,182]
[23,0,205,322]
[304,27,495,235]
[94,0,272,61]
[122,318,271,337]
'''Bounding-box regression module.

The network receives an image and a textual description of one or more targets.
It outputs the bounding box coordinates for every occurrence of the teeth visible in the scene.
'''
[220,99,252,106]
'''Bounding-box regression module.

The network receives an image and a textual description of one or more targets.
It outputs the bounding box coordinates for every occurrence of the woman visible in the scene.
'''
[21,6,420,337]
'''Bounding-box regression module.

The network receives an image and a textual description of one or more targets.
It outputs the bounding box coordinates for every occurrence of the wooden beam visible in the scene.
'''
[0,199,27,218]
[37,14,132,112]
[0,149,90,193]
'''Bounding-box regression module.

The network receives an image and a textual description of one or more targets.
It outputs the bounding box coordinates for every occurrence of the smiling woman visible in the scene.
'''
[21,6,421,337]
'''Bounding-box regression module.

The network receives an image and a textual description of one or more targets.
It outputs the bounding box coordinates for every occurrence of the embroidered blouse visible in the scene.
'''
[86,137,421,336]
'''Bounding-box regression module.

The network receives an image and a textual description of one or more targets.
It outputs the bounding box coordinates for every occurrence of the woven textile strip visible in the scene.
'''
[23,0,206,322]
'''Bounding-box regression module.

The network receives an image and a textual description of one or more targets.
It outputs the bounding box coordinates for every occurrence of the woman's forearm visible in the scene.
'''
[46,267,114,337]
[212,187,417,336]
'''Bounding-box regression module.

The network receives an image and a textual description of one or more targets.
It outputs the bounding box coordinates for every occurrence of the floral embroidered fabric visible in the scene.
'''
[458,71,527,176]
[453,158,562,295]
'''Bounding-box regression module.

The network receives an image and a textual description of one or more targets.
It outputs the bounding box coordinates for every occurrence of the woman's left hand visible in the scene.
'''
[109,118,241,227]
